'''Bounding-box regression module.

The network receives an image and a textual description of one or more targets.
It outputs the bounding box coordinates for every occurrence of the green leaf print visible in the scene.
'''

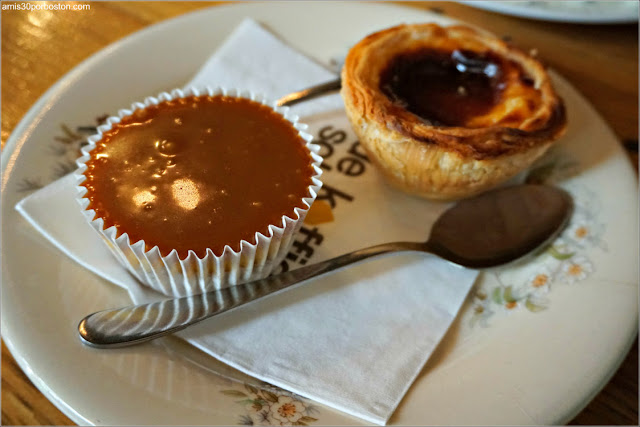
[525,299,547,312]
[491,287,503,304]
[245,383,259,394]
[548,246,574,260]
[503,286,517,303]
[221,390,248,398]
[262,390,279,403]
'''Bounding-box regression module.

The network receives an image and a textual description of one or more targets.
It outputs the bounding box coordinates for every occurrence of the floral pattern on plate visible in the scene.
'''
[17,120,608,417]
[470,153,607,326]
[16,120,104,193]
[221,382,320,426]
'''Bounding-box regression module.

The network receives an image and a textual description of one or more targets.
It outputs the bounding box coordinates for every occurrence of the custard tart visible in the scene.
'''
[341,23,567,200]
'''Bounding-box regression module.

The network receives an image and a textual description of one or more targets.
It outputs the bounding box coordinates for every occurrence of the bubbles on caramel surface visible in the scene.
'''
[82,95,313,258]
[155,139,180,157]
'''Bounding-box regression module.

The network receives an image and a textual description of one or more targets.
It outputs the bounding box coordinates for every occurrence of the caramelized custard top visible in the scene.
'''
[83,95,313,259]
[380,48,542,128]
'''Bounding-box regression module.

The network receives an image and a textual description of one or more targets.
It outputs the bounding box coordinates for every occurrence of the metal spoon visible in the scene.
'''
[76,79,343,135]
[276,78,341,107]
[78,184,572,348]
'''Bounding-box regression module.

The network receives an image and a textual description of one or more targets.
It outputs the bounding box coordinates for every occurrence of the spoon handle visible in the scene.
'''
[78,241,421,348]
[276,78,341,107]
[75,79,343,136]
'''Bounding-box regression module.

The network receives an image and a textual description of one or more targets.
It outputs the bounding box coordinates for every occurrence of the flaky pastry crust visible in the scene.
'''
[341,23,567,200]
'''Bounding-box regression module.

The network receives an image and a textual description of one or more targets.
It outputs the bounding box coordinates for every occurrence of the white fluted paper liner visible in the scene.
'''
[74,86,323,297]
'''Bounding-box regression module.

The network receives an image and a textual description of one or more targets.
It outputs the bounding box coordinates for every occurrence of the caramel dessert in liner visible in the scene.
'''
[75,87,323,297]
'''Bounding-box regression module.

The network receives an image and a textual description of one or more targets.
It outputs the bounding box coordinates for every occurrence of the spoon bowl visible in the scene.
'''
[426,184,573,268]
[78,184,572,348]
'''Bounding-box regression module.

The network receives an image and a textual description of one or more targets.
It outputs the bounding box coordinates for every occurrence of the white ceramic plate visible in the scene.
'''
[461,1,639,24]
[2,2,638,426]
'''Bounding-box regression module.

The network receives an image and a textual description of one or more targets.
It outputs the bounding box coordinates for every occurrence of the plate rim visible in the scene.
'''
[2,2,638,426]
[461,0,639,24]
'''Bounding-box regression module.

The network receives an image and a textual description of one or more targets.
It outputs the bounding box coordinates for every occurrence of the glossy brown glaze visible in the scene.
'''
[83,95,313,258]
[380,48,505,127]
[379,48,541,128]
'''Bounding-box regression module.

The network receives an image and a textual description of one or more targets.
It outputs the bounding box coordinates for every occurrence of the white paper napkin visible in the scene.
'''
[15,19,478,425]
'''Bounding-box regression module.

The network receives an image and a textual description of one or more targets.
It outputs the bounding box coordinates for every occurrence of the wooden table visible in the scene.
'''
[2,2,637,425]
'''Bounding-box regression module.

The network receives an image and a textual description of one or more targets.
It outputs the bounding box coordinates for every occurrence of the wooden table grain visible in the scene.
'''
[1,2,637,425]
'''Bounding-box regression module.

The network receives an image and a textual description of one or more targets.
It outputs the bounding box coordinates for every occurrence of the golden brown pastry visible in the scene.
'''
[341,23,567,200]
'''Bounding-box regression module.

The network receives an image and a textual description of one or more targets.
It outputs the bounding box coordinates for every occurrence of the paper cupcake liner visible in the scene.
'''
[74,86,323,297]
